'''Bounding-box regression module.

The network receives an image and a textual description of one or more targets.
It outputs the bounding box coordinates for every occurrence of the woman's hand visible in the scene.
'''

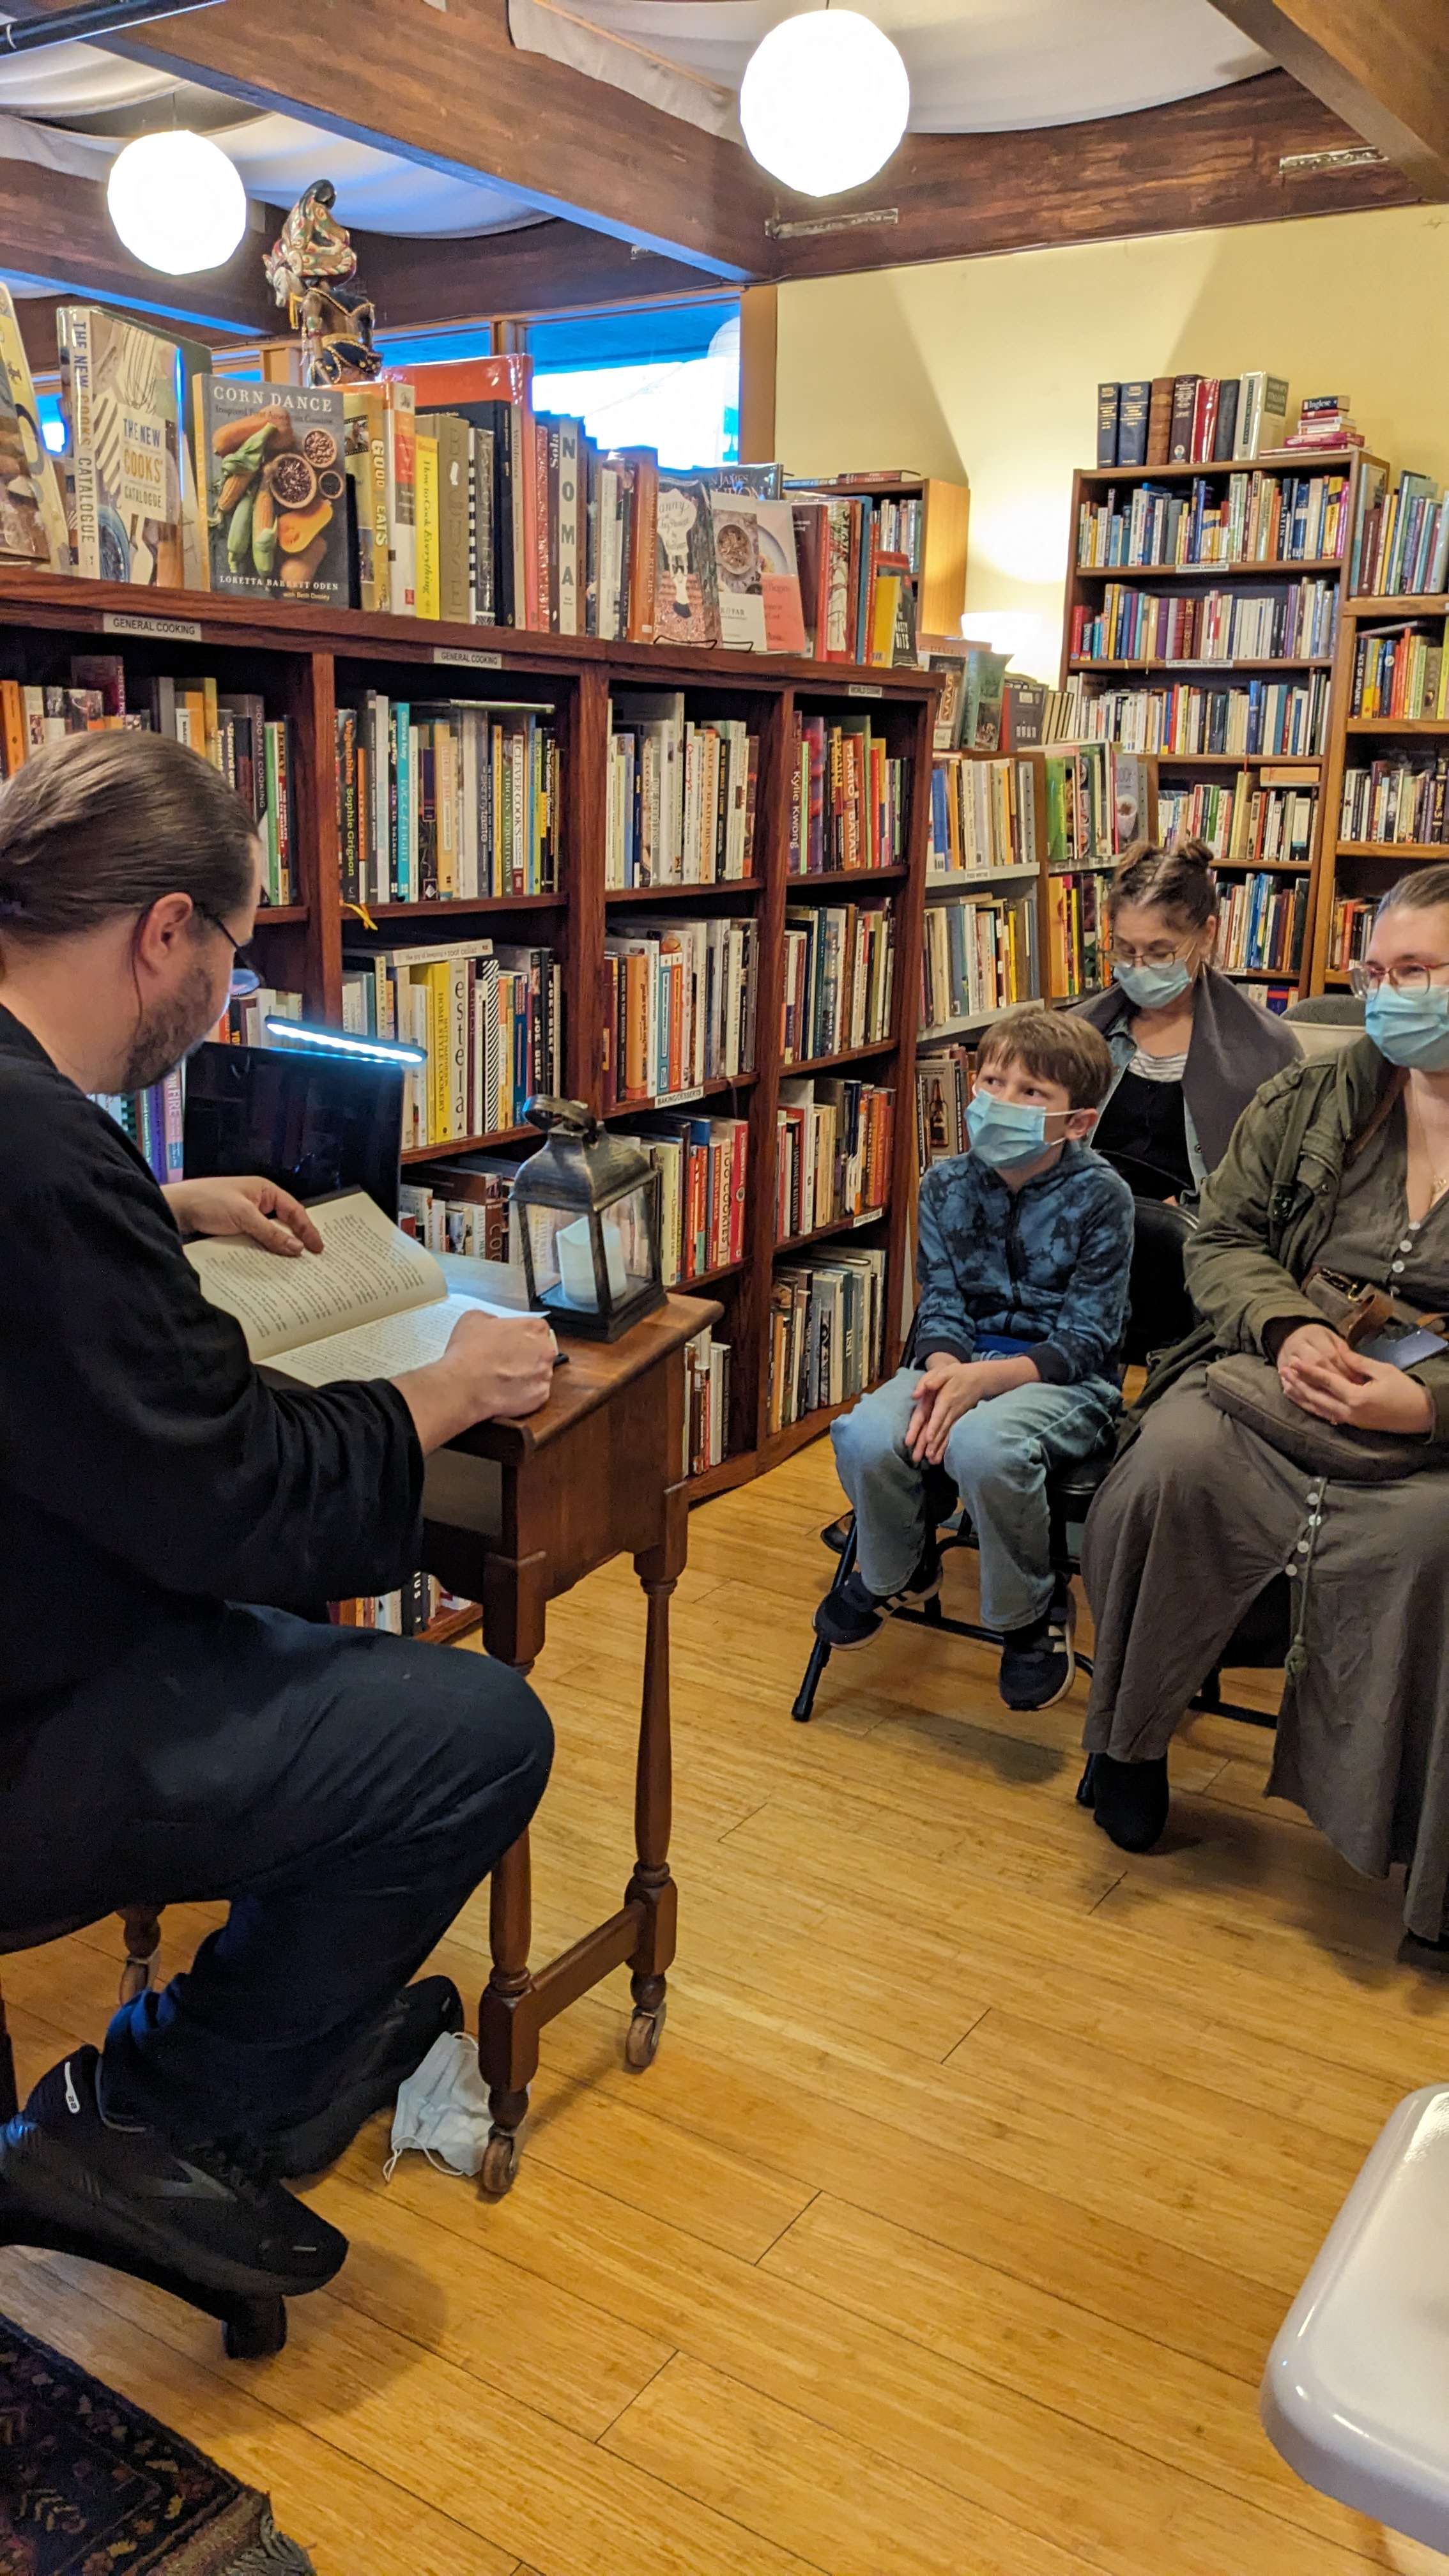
[164,1175,324,1258]
[1278,1323,1434,1434]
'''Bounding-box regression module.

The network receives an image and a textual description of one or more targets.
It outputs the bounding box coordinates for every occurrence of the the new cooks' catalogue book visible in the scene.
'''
[184,1187,519,1384]
[199,378,349,608]
[56,305,185,586]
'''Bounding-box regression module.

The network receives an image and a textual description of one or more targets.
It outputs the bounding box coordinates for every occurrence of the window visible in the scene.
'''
[528,299,739,470]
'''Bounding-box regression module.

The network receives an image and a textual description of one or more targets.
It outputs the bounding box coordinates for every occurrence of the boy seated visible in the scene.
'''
[818,1011,1133,1711]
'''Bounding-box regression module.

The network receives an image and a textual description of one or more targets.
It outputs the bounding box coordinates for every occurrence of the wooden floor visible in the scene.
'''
[6,1437,1449,2575]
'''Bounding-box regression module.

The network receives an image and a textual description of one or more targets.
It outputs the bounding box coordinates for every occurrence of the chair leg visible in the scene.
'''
[118,1905,163,2007]
[0,1982,17,2122]
[794,1519,859,1722]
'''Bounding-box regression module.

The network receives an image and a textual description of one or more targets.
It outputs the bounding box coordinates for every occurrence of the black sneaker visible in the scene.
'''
[813,1544,942,1650]
[263,1975,464,2179]
[999,1587,1077,1711]
[0,2047,348,2299]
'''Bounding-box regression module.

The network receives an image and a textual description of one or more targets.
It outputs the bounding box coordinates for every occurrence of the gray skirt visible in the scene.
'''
[1081,1367,1449,1938]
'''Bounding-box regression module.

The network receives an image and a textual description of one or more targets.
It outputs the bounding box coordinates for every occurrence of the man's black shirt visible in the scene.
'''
[0,1004,424,1722]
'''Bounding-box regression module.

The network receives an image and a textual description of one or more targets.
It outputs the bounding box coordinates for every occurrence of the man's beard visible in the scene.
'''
[117,965,219,1092]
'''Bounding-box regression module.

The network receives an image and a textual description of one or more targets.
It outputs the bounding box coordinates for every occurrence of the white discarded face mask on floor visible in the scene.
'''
[383,2030,491,2179]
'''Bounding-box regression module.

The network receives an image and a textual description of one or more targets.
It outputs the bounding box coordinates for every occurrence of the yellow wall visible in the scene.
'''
[776,203,1449,680]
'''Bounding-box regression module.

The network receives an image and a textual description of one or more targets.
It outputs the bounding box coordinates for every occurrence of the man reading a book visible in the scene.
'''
[0,730,556,2307]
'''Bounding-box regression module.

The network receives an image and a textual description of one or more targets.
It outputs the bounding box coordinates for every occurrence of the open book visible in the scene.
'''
[185,1188,519,1387]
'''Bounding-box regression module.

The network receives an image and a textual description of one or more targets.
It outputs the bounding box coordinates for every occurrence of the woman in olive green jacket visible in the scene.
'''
[1080,866,1449,1956]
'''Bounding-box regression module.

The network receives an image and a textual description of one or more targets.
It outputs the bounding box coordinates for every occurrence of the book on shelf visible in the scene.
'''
[211,986,303,1047]
[335,693,559,906]
[399,1163,518,1262]
[601,915,758,1110]
[781,900,896,1063]
[921,889,1038,1027]
[1070,578,1339,664]
[788,711,907,873]
[684,1323,732,1476]
[1351,615,1449,719]
[1077,466,1352,572]
[611,1112,748,1285]
[1054,670,1330,758]
[197,380,349,608]
[1351,467,1449,601]
[341,936,562,1149]
[1041,741,1150,870]
[1097,373,1287,469]
[768,1246,887,1433]
[334,1572,467,1637]
[1157,775,1317,868]
[1000,677,1050,749]
[776,1076,893,1237]
[93,1066,185,1184]
[915,1046,974,1169]
[919,637,1011,751]
[1214,871,1308,978]
[57,305,187,586]
[707,492,808,654]
[1329,896,1376,972]
[185,1184,523,1386]
[1046,868,1108,1000]
[0,286,66,571]
[653,475,720,648]
[1340,754,1449,848]
[928,752,1037,876]
[608,692,757,889]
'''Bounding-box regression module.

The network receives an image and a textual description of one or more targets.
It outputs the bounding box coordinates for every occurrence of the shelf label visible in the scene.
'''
[847,683,883,699]
[654,1085,706,1109]
[434,645,504,670]
[102,611,203,643]
[853,1206,884,1227]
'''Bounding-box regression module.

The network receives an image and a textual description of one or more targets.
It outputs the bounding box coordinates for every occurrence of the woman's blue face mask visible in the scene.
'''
[1114,956,1193,1010]
[1365,980,1449,1073]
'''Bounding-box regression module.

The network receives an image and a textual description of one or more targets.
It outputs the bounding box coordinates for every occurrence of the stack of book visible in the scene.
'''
[398,1164,516,1261]
[602,916,758,1108]
[1215,873,1310,976]
[928,754,1037,875]
[1269,393,1365,456]
[607,693,758,888]
[1044,742,1149,870]
[1329,897,1377,971]
[789,712,908,873]
[1060,671,1330,758]
[1351,618,1449,719]
[341,937,562,1148]
[1158,776,1317,868]
[1077,469,1351,571]
[609,1112,748,1285]
[1095,373,1289,469]
[1071,579,1338,664]
[776,1077,894,1238]
[921,892,1038,1029]
[768,1246,887,1431]
[1351,470,1449,600]
[780,901,896,1064]
[914,1046,974,1169]
[683,1323,732,1475]
[336,694,558,907]
[93,1069,185,1183]
[1340,756,1449,847]
[783,476,921,663]
[213,985,303,1047]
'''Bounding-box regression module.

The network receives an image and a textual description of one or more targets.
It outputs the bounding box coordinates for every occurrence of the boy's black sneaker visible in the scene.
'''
[813,1544,941,1650]
[999,1587,1076,1711]
[263,1975,464,2179]
[0,2047,348,2299]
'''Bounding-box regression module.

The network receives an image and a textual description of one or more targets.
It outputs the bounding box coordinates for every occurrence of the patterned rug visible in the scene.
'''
[0,2319,314,2576]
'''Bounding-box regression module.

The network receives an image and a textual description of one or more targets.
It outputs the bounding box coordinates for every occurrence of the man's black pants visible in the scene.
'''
[1,1602,553,2146]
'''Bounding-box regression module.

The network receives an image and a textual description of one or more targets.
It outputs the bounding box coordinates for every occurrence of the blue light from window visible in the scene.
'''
[38,392,65,456]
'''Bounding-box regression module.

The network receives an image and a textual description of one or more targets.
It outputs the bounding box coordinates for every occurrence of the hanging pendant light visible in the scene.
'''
[739,7,910,199]
[107,128,247,275]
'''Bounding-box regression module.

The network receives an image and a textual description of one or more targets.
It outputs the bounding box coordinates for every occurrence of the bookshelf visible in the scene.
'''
[1313,587,1449,988]
[0,564,936,1502]
[1061,448,1389,1002]
[785,473,971,643]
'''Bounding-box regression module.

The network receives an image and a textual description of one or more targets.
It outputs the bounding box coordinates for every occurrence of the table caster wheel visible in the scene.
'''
[625,1999,666,2071]
[480,2130,519,2198]
[222,2297,286,2361]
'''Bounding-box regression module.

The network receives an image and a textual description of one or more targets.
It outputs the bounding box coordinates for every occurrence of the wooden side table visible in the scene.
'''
[419,1265,721,2196]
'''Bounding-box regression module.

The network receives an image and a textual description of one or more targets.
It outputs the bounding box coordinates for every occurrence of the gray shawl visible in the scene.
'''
[1073,965,1300,1170]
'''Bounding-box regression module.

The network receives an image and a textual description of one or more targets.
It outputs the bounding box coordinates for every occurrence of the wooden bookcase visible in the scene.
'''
[1061,449,1388,1002]
[788,474,970,641]
[0,566,937,1502]
[1313,588,1449,990]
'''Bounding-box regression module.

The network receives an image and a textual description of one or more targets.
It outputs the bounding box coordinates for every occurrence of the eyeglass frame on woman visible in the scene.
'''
[194,903,261,998]
[1348,960,1449,998]
[1107,937,1200,970]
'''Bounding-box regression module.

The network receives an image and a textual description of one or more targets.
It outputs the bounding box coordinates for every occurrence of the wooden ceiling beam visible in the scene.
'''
[109,0,770,280]
[763,69,1421,281]
[360,220,714,328]
[1208,1,1449,197]
[0,155,277,339]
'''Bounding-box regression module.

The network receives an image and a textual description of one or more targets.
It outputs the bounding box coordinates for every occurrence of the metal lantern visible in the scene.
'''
[513,1096,665,1342]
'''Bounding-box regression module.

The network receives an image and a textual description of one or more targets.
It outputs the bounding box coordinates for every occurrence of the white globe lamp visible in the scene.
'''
[739,9,910,199]
[107,130,247,276]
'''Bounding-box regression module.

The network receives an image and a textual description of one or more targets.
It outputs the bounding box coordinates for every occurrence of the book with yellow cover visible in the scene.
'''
[416,431,440,622]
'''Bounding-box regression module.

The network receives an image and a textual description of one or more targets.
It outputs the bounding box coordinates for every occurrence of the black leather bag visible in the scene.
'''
[1204,1353,1446,1483]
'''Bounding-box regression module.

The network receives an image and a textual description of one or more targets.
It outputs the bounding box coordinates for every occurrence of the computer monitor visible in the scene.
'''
[183,1041,405,1220]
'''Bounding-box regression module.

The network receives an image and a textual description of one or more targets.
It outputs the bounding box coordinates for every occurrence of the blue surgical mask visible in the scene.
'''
[1114,956,1193,1009]
[1365,982,1449,1072]
[967,1089,1052,1174]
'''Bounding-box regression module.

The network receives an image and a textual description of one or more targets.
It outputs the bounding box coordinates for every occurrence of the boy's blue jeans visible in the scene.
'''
[831,1367,1119,1634]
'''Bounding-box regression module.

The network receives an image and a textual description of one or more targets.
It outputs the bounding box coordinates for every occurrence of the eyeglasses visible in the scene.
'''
[1107,940,1193,970]
[196,905,261,998]
[1348,961,1449,997]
